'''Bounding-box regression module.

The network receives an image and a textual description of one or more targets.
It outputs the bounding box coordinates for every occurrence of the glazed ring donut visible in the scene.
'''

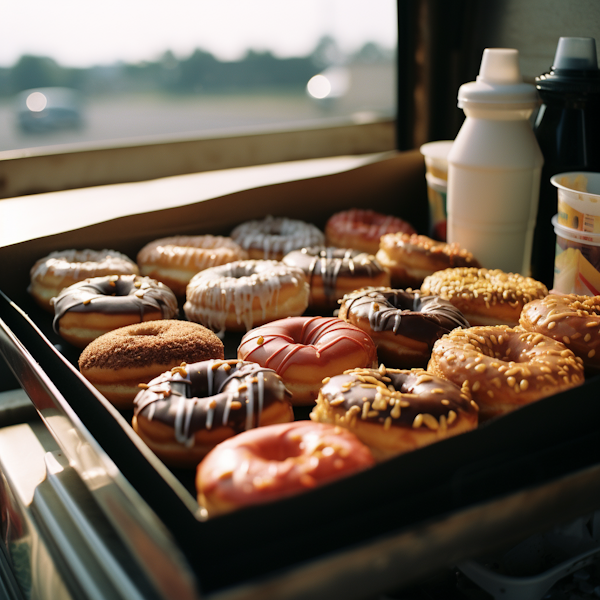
[427,325,584,422]
[196,420,374,517]
[183,259,309,334]
[281,246,390,312]
[311,365,478,461]
[338,287,470,369]
[325,208,416,255]
[421,267,548,327]
[237,316,378,406]
[375,233,480,289]
[137,235,248,296]
[29,248,139,311]
[52,274,179,348]
[230,215,325,260]
[519,293,600,374]
[78,320,224,409]
[132,359,294,468]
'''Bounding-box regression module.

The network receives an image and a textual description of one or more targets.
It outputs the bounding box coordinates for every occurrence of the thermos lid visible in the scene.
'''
[458,48,539,109]
[536,37,600,94]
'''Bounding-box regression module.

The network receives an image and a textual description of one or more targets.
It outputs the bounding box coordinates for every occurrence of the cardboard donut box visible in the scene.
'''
[1,152,600,599]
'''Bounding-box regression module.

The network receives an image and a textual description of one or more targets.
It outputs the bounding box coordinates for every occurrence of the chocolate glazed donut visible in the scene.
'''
[52,274,179,348]
[339,287,470,369]
[132,359,294,468]
[282,246,390,312]
[311,366,478,460]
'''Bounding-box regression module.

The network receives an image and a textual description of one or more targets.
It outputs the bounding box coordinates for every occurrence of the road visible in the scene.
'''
[0,65,395,152]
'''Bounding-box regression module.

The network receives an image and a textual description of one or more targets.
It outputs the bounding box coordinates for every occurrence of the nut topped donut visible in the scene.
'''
[237,316,378,406]
[339,287,470,369]
[421,268,548,327]
[311,366,478,461]
[79,320,224,409]
[325,208,416,255]
[197,421,374,517]
[183,259,309,334]
[137,235,248,296]
[282,246,390,312]
[132,359,294,468]
[230,215,325,260]
[519,293,600,374]
[52,274,179,348]
[29,248,139,311]
[428,325,584,422]
[376,233,480,289]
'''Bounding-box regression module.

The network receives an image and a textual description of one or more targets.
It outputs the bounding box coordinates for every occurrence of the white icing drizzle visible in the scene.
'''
[31,249,136,280]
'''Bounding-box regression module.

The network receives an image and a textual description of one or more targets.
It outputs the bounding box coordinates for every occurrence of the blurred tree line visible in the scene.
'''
[0,37,393,98]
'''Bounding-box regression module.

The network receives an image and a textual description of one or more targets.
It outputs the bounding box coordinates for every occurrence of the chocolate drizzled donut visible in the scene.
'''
[133,359,294,467]
[338,287,470,368]
[282,246,390,311]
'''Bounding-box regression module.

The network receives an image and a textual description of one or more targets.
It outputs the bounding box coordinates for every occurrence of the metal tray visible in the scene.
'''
[1,159,600,599]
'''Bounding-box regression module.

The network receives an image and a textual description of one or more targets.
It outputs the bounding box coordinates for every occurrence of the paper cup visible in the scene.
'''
[552,215,600,295]
[552,172,600,233]
[420,141,453,240]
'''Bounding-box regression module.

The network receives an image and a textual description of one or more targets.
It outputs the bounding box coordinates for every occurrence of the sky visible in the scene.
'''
[2,0,397,68]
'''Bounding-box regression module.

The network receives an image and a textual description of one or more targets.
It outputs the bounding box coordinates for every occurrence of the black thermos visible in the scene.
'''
[530,37,600,288]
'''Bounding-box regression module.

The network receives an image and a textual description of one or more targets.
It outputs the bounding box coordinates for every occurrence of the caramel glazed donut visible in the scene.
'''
[311,366,479,461]
[339,287,470,369]
[237,316,378,406]
[197,420,374,517]
[375,233,480,289]
[183,260,309,334]
[421,267,548,327]
[133,359,294,469]
[519,293,600,374]
[52,274,179,349]
[79,320,224,409]
[136,235,248,297]
[230,215,325,260]
[325,208,416,255]
[282,246,390,312]
[29,248,139,311]
[428,325,584,422]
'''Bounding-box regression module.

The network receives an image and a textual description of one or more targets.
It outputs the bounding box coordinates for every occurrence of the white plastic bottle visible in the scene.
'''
[447,48,544,275]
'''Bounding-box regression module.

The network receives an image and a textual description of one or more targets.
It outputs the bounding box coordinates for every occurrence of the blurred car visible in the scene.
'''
[15,87,85,133]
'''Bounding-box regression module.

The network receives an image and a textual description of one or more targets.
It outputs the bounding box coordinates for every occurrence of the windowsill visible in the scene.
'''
[0,152,396,248]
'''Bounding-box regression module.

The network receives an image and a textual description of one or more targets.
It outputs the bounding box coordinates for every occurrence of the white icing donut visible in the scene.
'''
[183,259,310,333]
[230,216,325,260]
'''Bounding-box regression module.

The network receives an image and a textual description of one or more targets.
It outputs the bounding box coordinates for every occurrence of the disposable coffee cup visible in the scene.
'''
[552,172,600,233]
[420,141,452,240]
[553,215,600,295]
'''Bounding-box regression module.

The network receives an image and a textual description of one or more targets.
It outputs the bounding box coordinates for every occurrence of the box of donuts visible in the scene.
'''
[1,151,600,600]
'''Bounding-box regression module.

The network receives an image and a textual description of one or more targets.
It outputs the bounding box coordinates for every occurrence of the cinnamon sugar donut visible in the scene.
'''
[79,320,224,409]
[197,421,374,517]
[282,246,390,312]
[376,233,480,288]
[132,359,294,468]
[428,325,584,421]
[519,293,600,374]
[237,316,378,406]
[339,287,470,368]
[52,274,178,348]
[183,260,309,334]
[137,235,248,296]
[230,216,325,260]
[421,268,548,327]
[29,249,139,311]
[311,366,478,461]
[325,209,416,255]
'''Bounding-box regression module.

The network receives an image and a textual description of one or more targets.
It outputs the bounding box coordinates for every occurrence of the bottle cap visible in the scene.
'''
[553,37,598,70]
[458,48,539,109]
[536,37,600,94]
